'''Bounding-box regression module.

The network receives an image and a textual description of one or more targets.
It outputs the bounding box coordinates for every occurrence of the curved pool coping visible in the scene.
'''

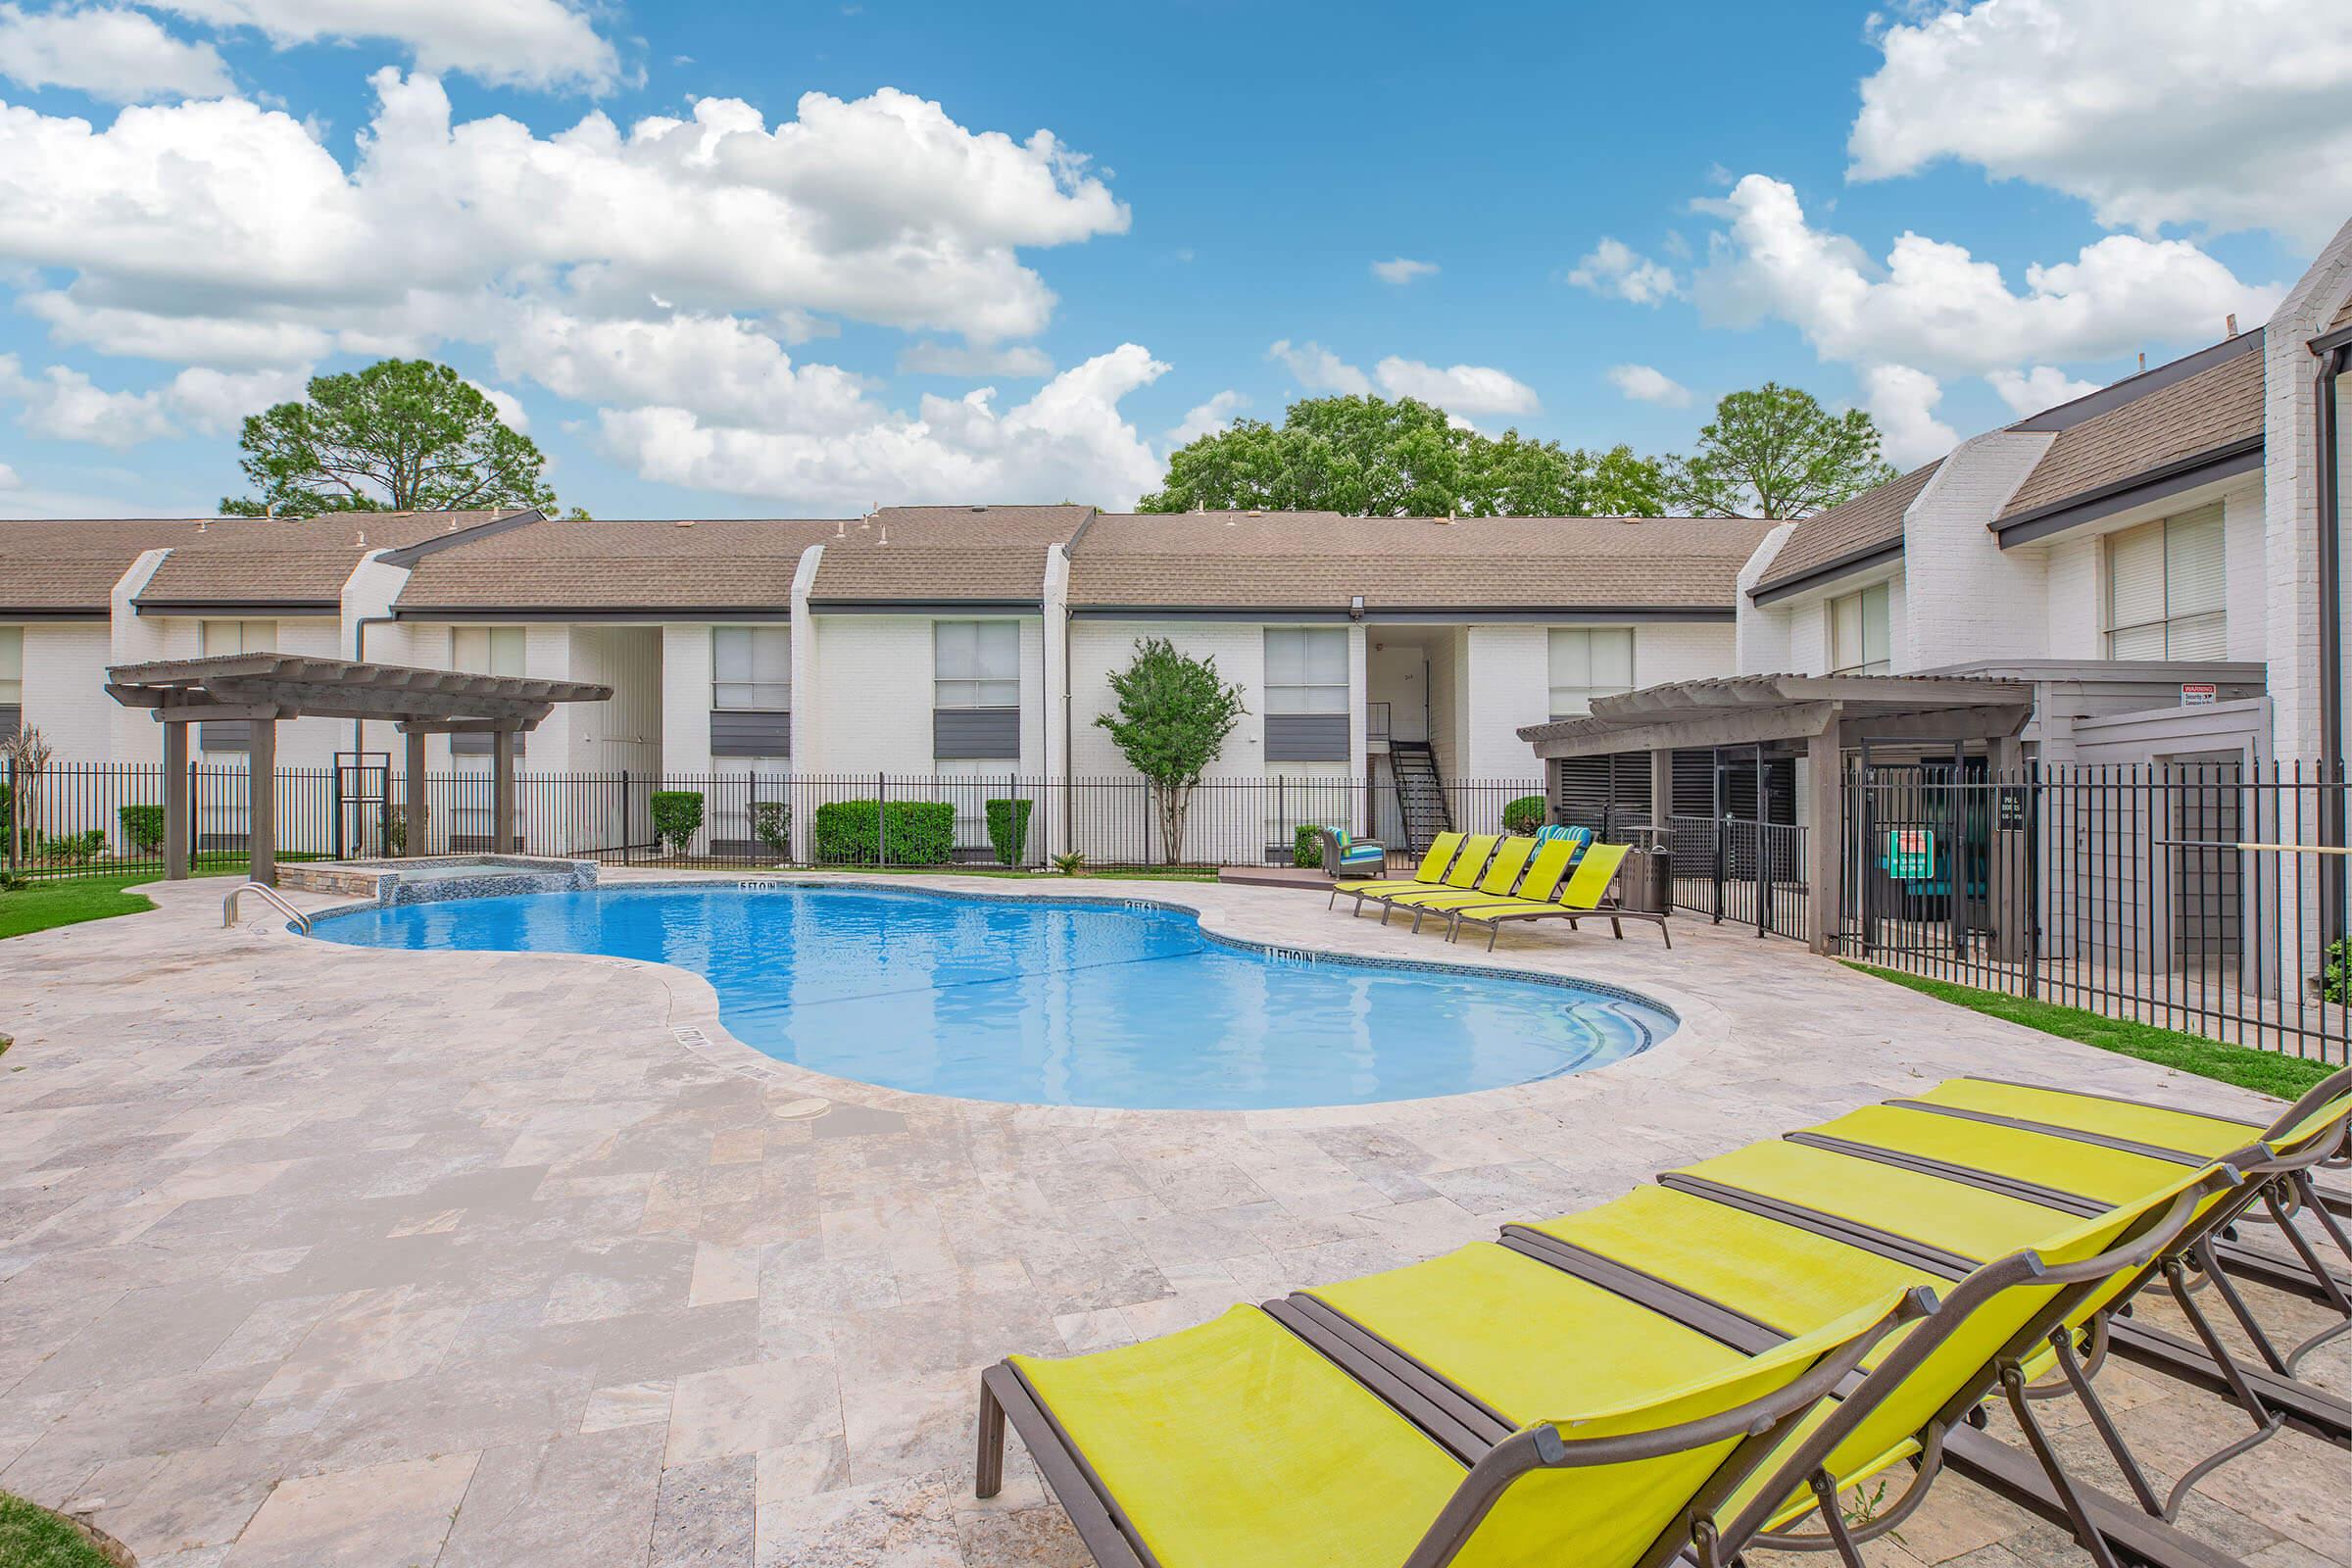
[268,867,1727,1130]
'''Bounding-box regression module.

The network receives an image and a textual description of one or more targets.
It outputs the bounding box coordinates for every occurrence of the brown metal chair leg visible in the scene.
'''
[2047,1324,2165,1519]
[2001,1361,2130,1568]
[975,1374,1005,1498]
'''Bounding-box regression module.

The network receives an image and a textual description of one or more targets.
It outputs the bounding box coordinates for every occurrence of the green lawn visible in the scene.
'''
[1842,962,2336,1101]
[0,860,258,942]
[0,1494,119,1568]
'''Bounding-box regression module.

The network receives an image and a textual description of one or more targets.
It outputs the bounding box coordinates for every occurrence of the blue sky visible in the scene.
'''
[0,0,2337,518]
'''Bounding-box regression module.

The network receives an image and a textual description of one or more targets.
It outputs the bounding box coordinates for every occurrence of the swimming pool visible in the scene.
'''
[306,884,1673,1109]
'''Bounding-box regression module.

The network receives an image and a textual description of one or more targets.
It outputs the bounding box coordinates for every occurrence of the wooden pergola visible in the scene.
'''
[106,655,612,885]
[1519,673,2036,955]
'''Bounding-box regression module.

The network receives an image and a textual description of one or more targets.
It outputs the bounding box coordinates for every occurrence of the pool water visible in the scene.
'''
[307,885,1672,1109]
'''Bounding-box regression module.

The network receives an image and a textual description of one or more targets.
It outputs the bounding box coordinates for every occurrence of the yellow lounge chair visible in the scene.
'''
[1626,1088,2352,1525]
[976,1283,1920,1568]
[1357,832,1499,925]
[1305,1163,2223,1568]
[1444,842,1669,950]
[1331,830,1465,911]
[1373,836,1542,932]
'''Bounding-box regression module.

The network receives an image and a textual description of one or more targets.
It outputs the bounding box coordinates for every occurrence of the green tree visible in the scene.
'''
[1664,382,1898,519]
[1138,394,1668,517]
[1094,638,1248,864]
[222,359,567,516]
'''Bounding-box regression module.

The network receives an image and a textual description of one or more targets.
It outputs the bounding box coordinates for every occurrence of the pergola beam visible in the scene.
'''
[107,654,610,884]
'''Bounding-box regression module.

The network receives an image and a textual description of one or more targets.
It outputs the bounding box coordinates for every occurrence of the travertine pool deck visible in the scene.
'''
[0,870,2343,1567]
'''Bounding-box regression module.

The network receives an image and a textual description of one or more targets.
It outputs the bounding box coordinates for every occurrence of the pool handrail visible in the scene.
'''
[223,881,311,934]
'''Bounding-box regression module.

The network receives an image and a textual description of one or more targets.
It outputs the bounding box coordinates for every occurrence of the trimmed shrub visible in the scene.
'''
[985,798,1033,866]
[1502,795,1547,834]
[37,829,106,865]
[650,790,705,857]
[749,800,792,858]
[119,804,167,854]
[810,800,956,865]
[2327,938,2350,1005]
[1293,824,1327,867]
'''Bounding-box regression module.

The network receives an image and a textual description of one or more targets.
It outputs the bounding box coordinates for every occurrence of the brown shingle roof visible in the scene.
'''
[808,504,1093,603]
[135,511,530,608]
[1997,345,2263,522]
[396,517,839,612]
[0,517,229,612]
[1751,463,1940,594]
[1066,513,1773,612]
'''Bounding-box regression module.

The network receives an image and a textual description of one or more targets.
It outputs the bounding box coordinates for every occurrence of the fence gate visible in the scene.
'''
[1851,742,1993,960]
[331,750,391,860]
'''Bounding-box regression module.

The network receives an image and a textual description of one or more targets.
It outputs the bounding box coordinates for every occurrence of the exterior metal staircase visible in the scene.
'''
[1389,741,1452,850]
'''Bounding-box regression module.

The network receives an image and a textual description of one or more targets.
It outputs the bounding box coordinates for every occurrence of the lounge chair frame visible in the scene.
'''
[975,1292,1924,1568]
[1658,1133,2352,1524]
[1776,1098,2352,1519]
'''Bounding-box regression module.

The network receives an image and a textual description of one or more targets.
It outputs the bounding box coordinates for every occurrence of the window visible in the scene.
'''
[0,627,20,735]
[452,625,525,677]
[201,619,275,657]
[1828,583,1891,675]
[2107,506,2226,660]
[934,620,1020,708]
[712,626,790,709]
[1264,627,1348,713]
[1547,627,1634,716]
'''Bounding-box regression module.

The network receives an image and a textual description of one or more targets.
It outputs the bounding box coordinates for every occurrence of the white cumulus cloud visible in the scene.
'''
[1605,363,1691,407]
[1849,0,2352,245]
[1166,389,1247,446]
[897,341,1054,377]
[595,344,1170,513]
[0,353,301,445]
[1268,340,1537,416]
[1986,365,2104,419]
[1690,173,2281,379]
[144,0,624,94]
[0,4,233,101]
[1567,238,1679,305]
[0,73,1130,362]
[1860,364,1959,468]
[1370,257,1439,285]
[1267,338,1373,397]
[1372,356,1537,417]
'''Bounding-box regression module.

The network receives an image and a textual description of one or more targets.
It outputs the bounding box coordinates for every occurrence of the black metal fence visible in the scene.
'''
[2,762,1543,879]
[1664,813,1812,942]
[1838,760,2349,1064]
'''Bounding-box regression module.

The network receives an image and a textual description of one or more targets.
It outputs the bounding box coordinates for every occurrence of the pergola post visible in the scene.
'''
[163,718,190,880]
[1987,734,2026,963]
[1806,709,1843,956]
[247,714,277,886]
[404,729,427,858]
[1649,747,1674,847]
[492,728,517,853]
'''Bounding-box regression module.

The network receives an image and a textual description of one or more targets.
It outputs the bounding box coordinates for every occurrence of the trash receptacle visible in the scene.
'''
[1615,847,1670,913]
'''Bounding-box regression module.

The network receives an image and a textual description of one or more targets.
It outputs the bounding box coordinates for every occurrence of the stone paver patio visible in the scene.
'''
[0,870,2344,1567]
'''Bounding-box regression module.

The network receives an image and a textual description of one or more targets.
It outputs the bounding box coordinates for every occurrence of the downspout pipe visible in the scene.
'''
[2316,341,2346,776]
[352,613,395,755]
[2312,338,2347,948]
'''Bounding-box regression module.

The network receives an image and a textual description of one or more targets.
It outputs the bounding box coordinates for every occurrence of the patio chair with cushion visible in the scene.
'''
[1318,826,1392,881]
[1329,830,1466,910]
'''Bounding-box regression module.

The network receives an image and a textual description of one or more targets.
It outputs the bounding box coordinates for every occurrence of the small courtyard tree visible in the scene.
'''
[1094,639,1247,864]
